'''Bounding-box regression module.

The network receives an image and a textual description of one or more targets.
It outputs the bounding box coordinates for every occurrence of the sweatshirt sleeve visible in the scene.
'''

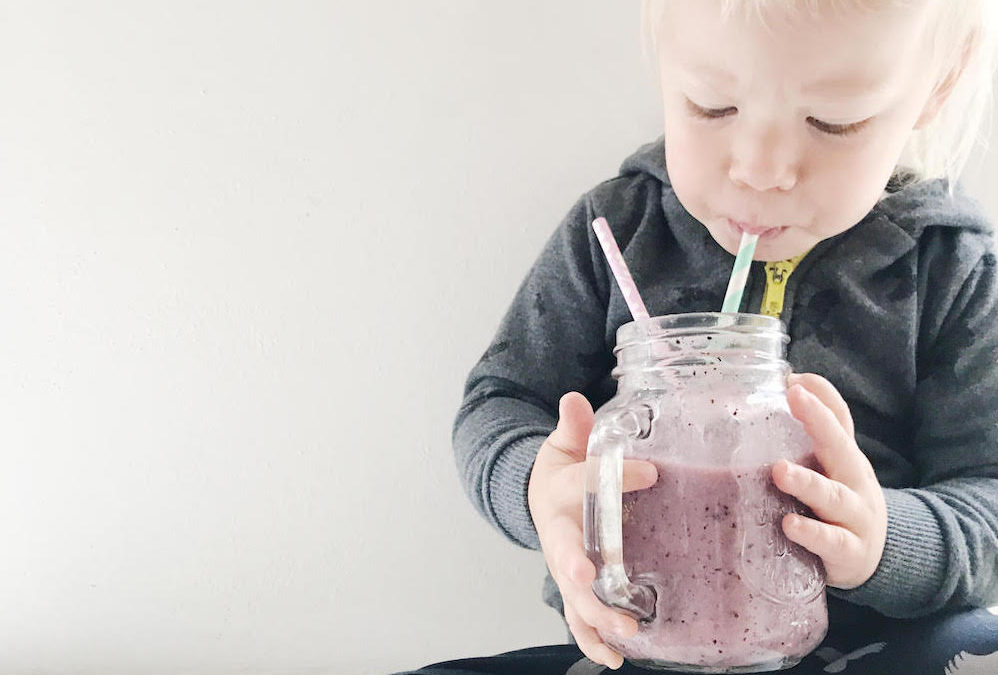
[452,195,615,550]
[830,251,998,617]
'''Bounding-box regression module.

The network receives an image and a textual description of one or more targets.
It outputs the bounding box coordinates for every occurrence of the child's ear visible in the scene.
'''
[914,32,977,129]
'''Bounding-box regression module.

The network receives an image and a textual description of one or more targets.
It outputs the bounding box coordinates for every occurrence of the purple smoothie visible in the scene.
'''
[595,459,827,671]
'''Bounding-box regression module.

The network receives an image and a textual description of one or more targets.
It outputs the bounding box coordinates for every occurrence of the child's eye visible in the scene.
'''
[685,98,737,119]
[807,116,871,136]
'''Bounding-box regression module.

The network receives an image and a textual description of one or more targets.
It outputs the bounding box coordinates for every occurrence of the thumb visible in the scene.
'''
[547,392,595,461]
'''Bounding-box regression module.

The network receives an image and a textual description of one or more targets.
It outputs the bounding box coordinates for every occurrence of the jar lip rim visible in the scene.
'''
[616,312,786,342]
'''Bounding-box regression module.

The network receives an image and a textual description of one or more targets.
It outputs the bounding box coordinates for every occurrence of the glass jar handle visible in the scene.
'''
[584,413,657,622]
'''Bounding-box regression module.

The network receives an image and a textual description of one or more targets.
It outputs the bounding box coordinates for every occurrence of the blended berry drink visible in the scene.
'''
[598,458,827,670]
[584,313,829,672]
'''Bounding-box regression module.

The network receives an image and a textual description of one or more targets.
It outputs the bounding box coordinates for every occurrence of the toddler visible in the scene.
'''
[401,1,998,673]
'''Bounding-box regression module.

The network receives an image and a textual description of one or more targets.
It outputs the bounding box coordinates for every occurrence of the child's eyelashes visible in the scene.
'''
[683,97,871,136]
[805,116,871,136]
[685,99,736,119]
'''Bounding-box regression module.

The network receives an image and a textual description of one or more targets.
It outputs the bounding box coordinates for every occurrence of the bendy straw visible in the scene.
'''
[720,231,759,313]
[592,217,650,320]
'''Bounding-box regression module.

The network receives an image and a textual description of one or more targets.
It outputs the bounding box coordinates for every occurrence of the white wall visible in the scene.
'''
[0,3,994,675]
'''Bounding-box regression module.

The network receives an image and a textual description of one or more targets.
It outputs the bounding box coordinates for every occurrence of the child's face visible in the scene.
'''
[657,1,943,260]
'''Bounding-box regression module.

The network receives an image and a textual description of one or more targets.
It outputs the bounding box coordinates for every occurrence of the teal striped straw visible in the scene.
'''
[721,232,759,313]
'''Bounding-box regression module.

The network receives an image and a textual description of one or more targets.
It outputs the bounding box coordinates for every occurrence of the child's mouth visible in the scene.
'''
[727,219,788,239]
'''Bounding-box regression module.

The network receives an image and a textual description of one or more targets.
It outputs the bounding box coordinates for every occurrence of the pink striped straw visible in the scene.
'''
[591,217,650,320]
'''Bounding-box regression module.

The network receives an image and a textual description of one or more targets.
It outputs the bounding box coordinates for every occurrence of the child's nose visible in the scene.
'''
[728,129,800,192]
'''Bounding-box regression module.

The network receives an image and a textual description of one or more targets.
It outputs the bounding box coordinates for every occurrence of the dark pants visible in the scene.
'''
[393,607,998,675]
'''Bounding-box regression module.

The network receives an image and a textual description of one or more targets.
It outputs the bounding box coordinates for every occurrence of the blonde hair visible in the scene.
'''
[641,0,998,187]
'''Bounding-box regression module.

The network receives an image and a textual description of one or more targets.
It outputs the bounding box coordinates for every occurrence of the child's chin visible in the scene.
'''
[752,230,814,262]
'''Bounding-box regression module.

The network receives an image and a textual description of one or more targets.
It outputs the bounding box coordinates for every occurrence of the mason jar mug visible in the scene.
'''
[583,313,828,673]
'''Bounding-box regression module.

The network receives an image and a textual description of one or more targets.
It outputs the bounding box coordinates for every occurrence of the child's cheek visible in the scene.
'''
[664,123,720,207]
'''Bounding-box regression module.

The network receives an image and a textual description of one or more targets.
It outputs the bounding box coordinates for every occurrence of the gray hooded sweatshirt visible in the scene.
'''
[454,138,998,627]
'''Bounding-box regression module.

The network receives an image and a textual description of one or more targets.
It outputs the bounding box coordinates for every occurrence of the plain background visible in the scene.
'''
[0,2,995,674]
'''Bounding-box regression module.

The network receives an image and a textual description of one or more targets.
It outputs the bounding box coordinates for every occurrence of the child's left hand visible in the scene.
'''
[772,373,888,590]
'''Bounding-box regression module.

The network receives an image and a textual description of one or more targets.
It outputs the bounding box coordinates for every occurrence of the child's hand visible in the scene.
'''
[772,373,888,590]
[527,392,658,670]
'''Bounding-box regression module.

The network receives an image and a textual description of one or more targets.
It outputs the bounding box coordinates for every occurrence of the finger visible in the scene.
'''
[542,512,588,586]
[565,603,625,669]
[772,460,862,529]
[547,392,595,462]
[782,512,863,570]
[622,459,659,493]
[542,519,640,641]
[542,450,655,505]
[787,373,855,437]
[568,582,640,641]
[787,384,873,489]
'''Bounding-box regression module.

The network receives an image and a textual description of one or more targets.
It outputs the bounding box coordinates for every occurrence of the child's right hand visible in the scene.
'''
[527,392,659,670]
